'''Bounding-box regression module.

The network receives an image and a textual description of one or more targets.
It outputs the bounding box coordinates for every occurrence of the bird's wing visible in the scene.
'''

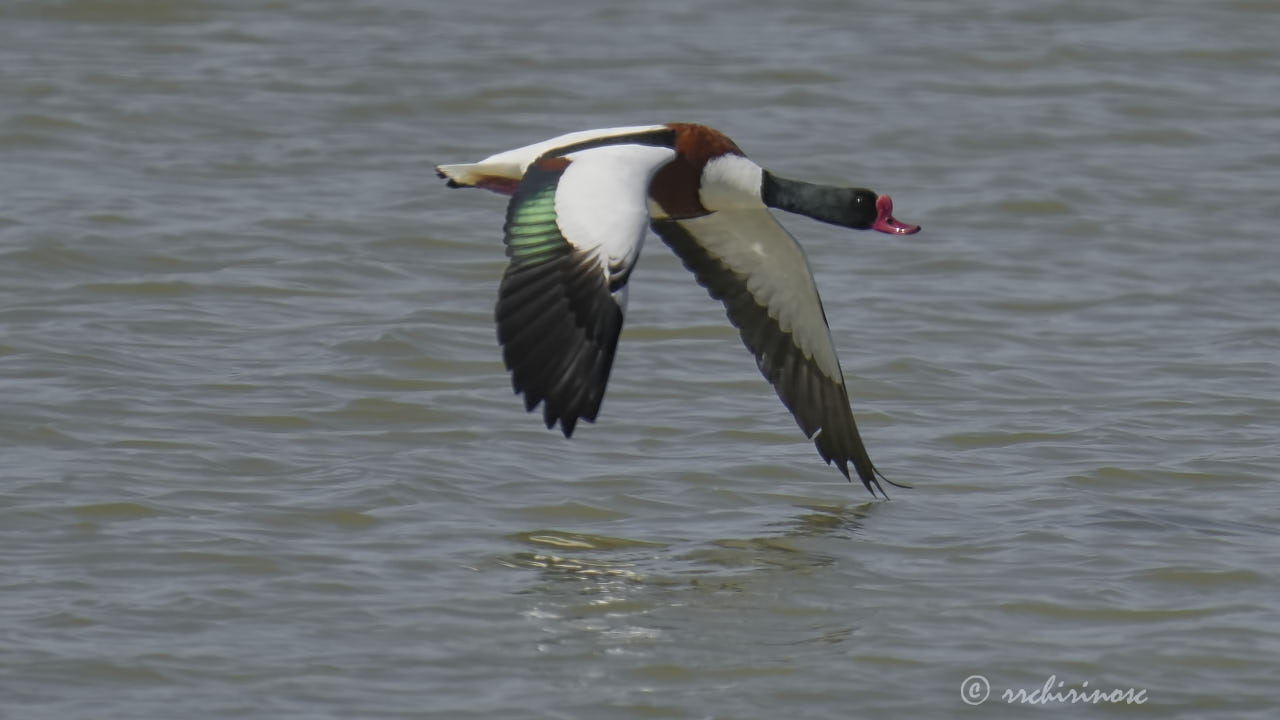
[497,143,676,437]
[651,208,893,496]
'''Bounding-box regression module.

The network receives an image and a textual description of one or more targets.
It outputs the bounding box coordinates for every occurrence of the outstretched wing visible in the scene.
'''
[497,144,676,437]
[651,208,896,497]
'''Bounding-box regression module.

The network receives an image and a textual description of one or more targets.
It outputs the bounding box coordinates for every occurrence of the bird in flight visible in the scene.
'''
[437,123,920,497]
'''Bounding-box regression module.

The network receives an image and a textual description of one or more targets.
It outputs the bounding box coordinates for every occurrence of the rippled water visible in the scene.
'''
[3,1,1278,718]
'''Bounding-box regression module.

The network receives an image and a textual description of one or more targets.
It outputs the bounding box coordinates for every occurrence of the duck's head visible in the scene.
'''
[843,190,921,235]
[760,171,920,235]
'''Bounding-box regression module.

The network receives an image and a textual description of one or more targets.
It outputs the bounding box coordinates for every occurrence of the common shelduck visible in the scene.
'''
[436,123,920,497]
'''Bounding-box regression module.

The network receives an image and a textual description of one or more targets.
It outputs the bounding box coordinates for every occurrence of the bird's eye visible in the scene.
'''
[847,190,878,227]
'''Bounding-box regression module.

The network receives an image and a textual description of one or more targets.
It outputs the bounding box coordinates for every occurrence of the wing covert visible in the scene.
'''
[651,208,895,496]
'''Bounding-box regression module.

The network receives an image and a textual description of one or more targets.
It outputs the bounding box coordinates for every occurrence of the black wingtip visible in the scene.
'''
[839,458,910,500]
[864,468,913,501]
[836,459,885,499]
[865,477,891,500]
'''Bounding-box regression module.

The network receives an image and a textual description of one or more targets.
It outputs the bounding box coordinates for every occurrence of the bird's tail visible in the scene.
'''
[435,162,522,196]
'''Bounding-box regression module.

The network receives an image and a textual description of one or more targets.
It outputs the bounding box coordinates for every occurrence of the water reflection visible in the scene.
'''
[499,500,880,587]
[773,502,876,540]
[498,503,884,674]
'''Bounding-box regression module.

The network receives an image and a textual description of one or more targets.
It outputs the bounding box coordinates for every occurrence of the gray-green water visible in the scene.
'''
[3,1,1278,718]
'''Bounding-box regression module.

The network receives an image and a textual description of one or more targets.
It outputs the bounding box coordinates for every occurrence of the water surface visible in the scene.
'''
[2,1,1278,718]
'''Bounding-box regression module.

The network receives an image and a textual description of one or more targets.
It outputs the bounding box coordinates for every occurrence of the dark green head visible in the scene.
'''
[761,171,920,234]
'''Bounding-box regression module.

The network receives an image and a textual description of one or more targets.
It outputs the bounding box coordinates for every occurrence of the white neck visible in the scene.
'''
[697,155,764,211]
